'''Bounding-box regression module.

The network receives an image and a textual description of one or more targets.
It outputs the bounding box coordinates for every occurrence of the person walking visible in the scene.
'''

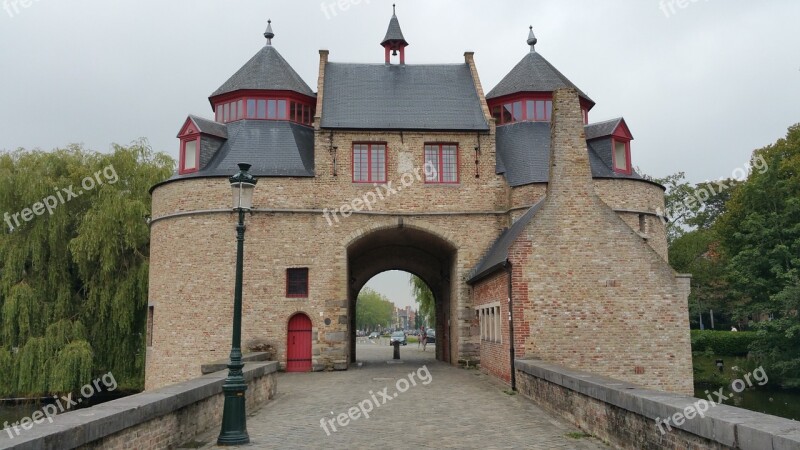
[421,328,428,352]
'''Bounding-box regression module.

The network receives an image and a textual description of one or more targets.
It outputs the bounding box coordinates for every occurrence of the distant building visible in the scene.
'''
[146,9,693,394]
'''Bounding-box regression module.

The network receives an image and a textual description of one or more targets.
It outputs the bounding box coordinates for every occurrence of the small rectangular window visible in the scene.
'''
[502,104,513,124]
[268,99,277,119]
[512,101,523,122]
[425,144,458,184]
[536,101,545,121]
[257,100,267,119]
[247,99,256,118]
[277,100,287,120]
[237,100,244,120]
[526,100,535,121]
[353,143,386,183]
[147,306,154,347]
[286,268,309,298]
[224,103,230,122]
[290,102,298,122]
[546,101,553,121]
[216,106,222,122]
[614,140,629,173]
[183,139,198,171]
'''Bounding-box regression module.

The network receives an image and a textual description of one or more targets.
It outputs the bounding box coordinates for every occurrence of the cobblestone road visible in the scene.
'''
[194,341,606,449]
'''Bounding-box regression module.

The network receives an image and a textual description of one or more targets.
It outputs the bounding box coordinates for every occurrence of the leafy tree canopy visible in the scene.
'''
[0,141,173,396]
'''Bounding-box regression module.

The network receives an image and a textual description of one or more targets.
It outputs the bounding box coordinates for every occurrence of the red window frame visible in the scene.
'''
[286,268,309,298]
[424,143,459,184]
[611,138,632,175]
[179,136,200,174]
[352,143,387,183]
[213,90,315,126]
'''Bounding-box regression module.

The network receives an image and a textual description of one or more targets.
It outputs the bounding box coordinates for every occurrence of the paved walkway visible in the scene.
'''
[194,341,605,449]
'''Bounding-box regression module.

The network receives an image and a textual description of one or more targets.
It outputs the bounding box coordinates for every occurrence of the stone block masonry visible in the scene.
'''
[0,362,278,450]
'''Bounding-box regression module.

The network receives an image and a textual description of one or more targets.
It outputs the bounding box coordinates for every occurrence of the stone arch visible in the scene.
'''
[346,221,458,364]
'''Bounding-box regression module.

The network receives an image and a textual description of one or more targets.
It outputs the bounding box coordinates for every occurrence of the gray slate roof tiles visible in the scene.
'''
[210,45,315,98]
[486,51,593,104]
[495,121,642,187]
[381,14,408,45]
[187,115,228,139]
[584,117,625,140]
[169,120,314,180]
[320,63,489,130]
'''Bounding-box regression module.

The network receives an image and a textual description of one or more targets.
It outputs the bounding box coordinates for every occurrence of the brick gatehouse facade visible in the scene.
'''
[146,10,693,394]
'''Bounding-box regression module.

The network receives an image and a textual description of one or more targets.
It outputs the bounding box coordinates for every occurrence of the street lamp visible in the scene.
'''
[218,163,258,446]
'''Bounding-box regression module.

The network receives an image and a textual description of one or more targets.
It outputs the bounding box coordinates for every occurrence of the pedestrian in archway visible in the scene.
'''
[421,328,428,351]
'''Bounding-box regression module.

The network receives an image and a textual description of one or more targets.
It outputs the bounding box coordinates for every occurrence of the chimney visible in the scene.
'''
[546,88,594,204]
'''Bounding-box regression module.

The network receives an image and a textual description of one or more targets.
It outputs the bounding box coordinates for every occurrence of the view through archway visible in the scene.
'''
[346,226,456,364]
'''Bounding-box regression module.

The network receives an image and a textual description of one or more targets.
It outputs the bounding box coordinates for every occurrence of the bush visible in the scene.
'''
[691,330,758,356]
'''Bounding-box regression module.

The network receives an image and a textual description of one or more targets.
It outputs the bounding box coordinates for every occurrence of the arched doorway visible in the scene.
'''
[347,225,456,364]
[286,313,312,372]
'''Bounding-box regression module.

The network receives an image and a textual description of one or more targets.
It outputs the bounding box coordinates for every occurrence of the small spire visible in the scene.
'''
[393,3,396,16]
[264,19,275,46]
[527,25,537,52]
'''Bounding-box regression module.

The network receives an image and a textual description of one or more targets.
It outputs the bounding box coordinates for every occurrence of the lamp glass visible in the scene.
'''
[231,182,255,210]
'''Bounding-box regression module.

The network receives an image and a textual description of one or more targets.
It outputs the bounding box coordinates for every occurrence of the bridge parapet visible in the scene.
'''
[0,362,278,450]
[515,360,800,450]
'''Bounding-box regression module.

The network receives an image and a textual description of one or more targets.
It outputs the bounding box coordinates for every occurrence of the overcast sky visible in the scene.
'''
[2,0,798,308]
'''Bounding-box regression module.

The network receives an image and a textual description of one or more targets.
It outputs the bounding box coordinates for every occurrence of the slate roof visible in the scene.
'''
[486,51,593,104]
[495,121,643,187]
[320,63,489,130]
[467,200,546,284]
[381,13,408,45]
[186,115,228,139]
[210,45,315,99]
[167,120,314,181]
[585,117,627,140]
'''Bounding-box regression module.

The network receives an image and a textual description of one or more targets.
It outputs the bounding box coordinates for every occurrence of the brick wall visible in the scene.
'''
[509,88,692,394]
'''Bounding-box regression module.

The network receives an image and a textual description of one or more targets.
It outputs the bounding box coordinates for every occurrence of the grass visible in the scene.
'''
[692,353,758,386]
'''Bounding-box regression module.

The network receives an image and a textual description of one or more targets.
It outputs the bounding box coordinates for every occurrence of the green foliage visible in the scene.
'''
[714,124,800,387]
[0,141,174,397]
[356,288,393,331]
[690,330,758,356]
[410,275,435,326]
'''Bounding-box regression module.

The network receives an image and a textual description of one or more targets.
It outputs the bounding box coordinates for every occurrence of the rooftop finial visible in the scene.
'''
[393,4,396,16]
[264,19,275,45]
[527,25,537,52]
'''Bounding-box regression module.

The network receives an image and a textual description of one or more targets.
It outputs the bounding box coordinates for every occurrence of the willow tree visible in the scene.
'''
[0,141,173,396]
[410,275,435,327]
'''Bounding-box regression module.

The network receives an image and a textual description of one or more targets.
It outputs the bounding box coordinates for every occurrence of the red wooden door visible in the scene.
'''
[286,314,312,372]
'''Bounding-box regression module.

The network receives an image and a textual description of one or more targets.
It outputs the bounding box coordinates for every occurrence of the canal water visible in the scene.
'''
[693,386,800,421]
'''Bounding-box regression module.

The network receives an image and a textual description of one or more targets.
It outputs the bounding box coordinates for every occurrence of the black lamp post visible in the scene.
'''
[218,163,257,446]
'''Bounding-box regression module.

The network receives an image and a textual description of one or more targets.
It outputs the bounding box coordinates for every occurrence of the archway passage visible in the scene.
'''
[286,313,312,372]
[347,225,456,364]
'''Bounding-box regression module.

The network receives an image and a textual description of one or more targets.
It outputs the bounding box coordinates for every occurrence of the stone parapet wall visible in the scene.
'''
[516,360,800,450]
[0,362,278,450]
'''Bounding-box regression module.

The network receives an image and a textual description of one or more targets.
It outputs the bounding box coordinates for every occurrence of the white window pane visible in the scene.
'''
[257,100,267,119]
[268,100,277,119]
[247,99,256,118]
[184,140,197,170]
[615,141,628,171]
[277,100,287,119]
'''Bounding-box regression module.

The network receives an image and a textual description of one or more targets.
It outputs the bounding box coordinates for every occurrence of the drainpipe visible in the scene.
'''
[504,260,516,391]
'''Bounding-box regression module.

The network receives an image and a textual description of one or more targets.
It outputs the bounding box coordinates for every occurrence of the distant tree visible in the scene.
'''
[355,288,393,331]
[715,124,800,386]
[410,275,435,327]
[0,141,173,396]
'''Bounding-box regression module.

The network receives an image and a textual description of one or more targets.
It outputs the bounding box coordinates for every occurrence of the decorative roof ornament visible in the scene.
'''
[527,26,538,52]
[264,19,275,46]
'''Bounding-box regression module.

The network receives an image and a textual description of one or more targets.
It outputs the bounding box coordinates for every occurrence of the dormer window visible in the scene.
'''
[612,138,631,174]
[180,137,200,174]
